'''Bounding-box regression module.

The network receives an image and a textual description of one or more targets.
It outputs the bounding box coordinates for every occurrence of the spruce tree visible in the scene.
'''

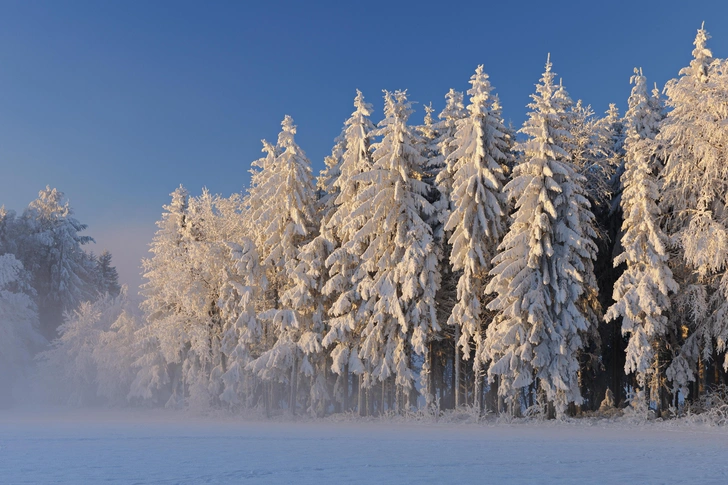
[605,68,678,406]
[336,90,439,411]
[439,65,509,409]
[484,57,599,416]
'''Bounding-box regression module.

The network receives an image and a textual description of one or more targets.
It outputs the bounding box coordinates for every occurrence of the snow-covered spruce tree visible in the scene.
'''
[246,115,319,415]
[322,91,376,414]
[483,57,599,417]
[0,253,43,406]
[137,186,190,406]
[438,65,509,409]
[605,68,677,409]
[17,187,94,339]
[333,90,439,413]
[658,24,728,397]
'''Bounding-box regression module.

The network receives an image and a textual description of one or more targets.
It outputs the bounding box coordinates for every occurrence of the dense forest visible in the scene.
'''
[3,24,728,420]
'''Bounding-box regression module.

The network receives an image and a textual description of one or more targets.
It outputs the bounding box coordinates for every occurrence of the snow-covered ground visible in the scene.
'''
[1,410,727,484]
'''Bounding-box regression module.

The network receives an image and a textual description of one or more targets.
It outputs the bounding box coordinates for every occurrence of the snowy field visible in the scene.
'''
[1,410,727,484]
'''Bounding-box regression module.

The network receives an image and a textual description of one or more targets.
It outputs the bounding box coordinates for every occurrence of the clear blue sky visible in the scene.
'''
[1,0,726,290]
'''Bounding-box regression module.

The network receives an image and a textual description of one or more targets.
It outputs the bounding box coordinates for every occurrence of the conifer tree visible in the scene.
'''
[659,24,728,394]
[95,251,121,297]
[439,66,509,409]
[18,187,94,339]
[246,115,319,414]
[484,57,599,416]
[334,90,439,411]
[321,91,376,413]
[138,186,192,406]
[606,68,678,404]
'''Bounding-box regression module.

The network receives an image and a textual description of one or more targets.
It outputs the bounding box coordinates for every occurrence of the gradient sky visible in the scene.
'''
[1,0,726,290]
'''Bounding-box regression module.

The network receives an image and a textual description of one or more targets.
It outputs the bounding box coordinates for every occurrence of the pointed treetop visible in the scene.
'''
[630,67,647,91]
[277,115,301,150]
[280,114,296,135]
[606,103,620,120]
[439,89,466,121]
[685,23,713,82]
[651,82,661,99]
[353,89,372,116]
[467,65,493,105]
[424,102,435,123]
[381,89,413,122]
[694,22,712,58]
[171,184,188,199]
[537,55,557,94]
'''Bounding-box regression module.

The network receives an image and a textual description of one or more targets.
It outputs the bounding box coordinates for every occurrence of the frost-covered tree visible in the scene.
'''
[484,57,599,416]
[438,66,509,408]
[321,91,376,413]
[658,24,728,394]
[605,68,677,403]
[138,186,191,406]
[332,90,439,411]
[17,187,94,338]
[245,115,319,414]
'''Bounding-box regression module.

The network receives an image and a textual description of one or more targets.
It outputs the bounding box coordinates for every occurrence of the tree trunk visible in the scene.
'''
[264,381,271,418]
[474,362,482,414]
[367,384,373,416]
[358,374,365,417]
[343,363,349,412]
[455,325,461,408]
[289,353,298,415]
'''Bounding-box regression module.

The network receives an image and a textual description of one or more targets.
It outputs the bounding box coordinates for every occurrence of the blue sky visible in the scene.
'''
[1,0,726,290]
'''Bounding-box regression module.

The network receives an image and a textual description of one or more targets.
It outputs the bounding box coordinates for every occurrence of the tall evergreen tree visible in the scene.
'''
[484,57,599,416]
[439,66,509,408]
[659,24,728,394]
[138,186,190,406]
[18,187,94,339]
[246,115,319,414]
[321,91,376,413]
[605,68,678,406]
[334,90,439,411]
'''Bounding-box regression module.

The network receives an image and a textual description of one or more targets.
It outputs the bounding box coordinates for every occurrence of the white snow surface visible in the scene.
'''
[2,410,727,484]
